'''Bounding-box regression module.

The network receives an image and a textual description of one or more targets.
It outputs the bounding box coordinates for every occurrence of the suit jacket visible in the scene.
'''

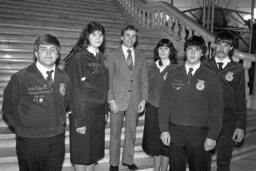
[106,47,148,111]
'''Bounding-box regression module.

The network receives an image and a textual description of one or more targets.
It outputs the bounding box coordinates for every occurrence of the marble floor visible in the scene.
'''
[211,153,256,171]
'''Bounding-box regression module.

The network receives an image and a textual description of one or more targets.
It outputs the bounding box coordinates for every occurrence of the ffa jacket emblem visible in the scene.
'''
[103,60,108,68]
[59,83,66,96]
[81,76,86,81]
[196,79,205,91]
[39,97,44,103]
[225,72,234,81]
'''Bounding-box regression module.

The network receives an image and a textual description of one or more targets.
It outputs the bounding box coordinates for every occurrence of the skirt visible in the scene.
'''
[142,103,169,157]
[69,101,106,165]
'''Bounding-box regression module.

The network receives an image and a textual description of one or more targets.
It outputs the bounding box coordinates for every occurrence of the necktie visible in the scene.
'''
[95,52,99,62]
[187,68,193,83]
[217,62,223,71]
[127,49,133,72]
[46,70,54,88]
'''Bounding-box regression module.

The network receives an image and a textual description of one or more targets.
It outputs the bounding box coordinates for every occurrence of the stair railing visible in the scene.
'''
[114,0,256,109]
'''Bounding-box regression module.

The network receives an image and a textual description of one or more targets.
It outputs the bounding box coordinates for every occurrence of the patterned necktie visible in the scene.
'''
[127,49,133,72]
[217,62,223,71]
[187,67,193,83]
[46,70,54,88]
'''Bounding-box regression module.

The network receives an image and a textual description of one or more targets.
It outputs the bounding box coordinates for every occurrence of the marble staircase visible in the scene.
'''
[0,0,256,170]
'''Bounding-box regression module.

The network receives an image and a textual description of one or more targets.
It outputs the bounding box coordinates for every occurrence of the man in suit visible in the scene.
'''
[106,25,148,171]
[2,34,70,171]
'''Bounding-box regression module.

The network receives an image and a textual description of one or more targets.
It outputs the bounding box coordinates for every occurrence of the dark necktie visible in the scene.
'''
[46,70,54,88]
[217,62,223,71]
[187,67,193,83]
[127,49,133,72]
[95,52,99,62]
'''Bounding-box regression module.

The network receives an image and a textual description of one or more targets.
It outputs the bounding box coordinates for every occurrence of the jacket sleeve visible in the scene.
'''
[140,53,149,101]
[158,73,172,132]
[235,67,247,131]
[65,57,86,128]
[64,75,71,112]
[2,74,22,130]
[106,51,115,102]
[207,75,223,140]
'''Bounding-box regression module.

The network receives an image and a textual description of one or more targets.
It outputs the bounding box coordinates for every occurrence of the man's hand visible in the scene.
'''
[204,137,216,151]
[232,128,245,143]
[76,126,86,134]
[160,132,171,146]
[105,111,110,123]
[109,100,119,113]
[137,100,146,113]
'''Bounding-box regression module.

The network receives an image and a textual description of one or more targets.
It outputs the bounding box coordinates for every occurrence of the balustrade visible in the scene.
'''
[115,0,256,109]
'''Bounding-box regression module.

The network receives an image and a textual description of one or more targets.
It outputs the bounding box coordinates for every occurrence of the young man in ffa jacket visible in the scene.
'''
[204,31,247,171]
[159,35,223,171]
[2,34,70,171]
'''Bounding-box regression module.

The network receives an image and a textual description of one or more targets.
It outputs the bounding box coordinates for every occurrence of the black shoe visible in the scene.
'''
[122,163,138,170]
[109,165,119,171]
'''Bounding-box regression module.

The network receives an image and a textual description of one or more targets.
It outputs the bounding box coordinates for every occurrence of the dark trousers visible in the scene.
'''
[216,124,236,171]
[169,124,211,171]
[16,132,65,171]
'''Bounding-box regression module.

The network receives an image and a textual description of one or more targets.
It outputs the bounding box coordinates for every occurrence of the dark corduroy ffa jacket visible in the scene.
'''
[2,63,70,138]
[159,63,223,140]
[65,48,109,128]
[148,62,176,108]
[204,58,247,131]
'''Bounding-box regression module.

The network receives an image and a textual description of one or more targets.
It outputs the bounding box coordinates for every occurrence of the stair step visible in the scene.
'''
[0,0,254,170]
[0,0,121,13]
[0,58,32,70]
[0,11,127,27]
[0,23,163,39]
[0,33,161,46]
[0,129,255,171]
[0,4,125,20]
[0,42,155,55]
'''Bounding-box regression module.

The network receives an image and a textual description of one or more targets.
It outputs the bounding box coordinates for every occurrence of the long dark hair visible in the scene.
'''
[154,39,177,65]
[63,21,105,63]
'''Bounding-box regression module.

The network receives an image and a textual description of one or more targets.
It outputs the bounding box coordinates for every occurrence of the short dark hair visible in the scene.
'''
[154,39,177,64]
[121,24,138,36]
[215,31,234,47]
[33,34,61,64]
[184,35,207,55]
[33,34,61,56]
[215,31,234,57]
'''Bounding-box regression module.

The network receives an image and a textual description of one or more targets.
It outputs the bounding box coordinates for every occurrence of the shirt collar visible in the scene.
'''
[122,45,134,54]
[215,57,230,68]
[155,59,170,73]
[36,61,55,80]
[185,62,201,75]
[87,45,99,56]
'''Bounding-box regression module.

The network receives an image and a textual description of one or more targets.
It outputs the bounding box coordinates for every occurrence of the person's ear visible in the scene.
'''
[35,51,38,58]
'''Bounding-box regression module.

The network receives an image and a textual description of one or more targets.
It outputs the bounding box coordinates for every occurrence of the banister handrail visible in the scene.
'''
[115,0,256,109]
[115,0,255,62]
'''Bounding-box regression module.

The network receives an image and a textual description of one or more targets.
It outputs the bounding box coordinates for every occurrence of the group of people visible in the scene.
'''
[2,20,246,171]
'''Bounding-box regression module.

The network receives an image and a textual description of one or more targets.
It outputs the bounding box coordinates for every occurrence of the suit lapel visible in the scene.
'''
[133,49,140,76]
